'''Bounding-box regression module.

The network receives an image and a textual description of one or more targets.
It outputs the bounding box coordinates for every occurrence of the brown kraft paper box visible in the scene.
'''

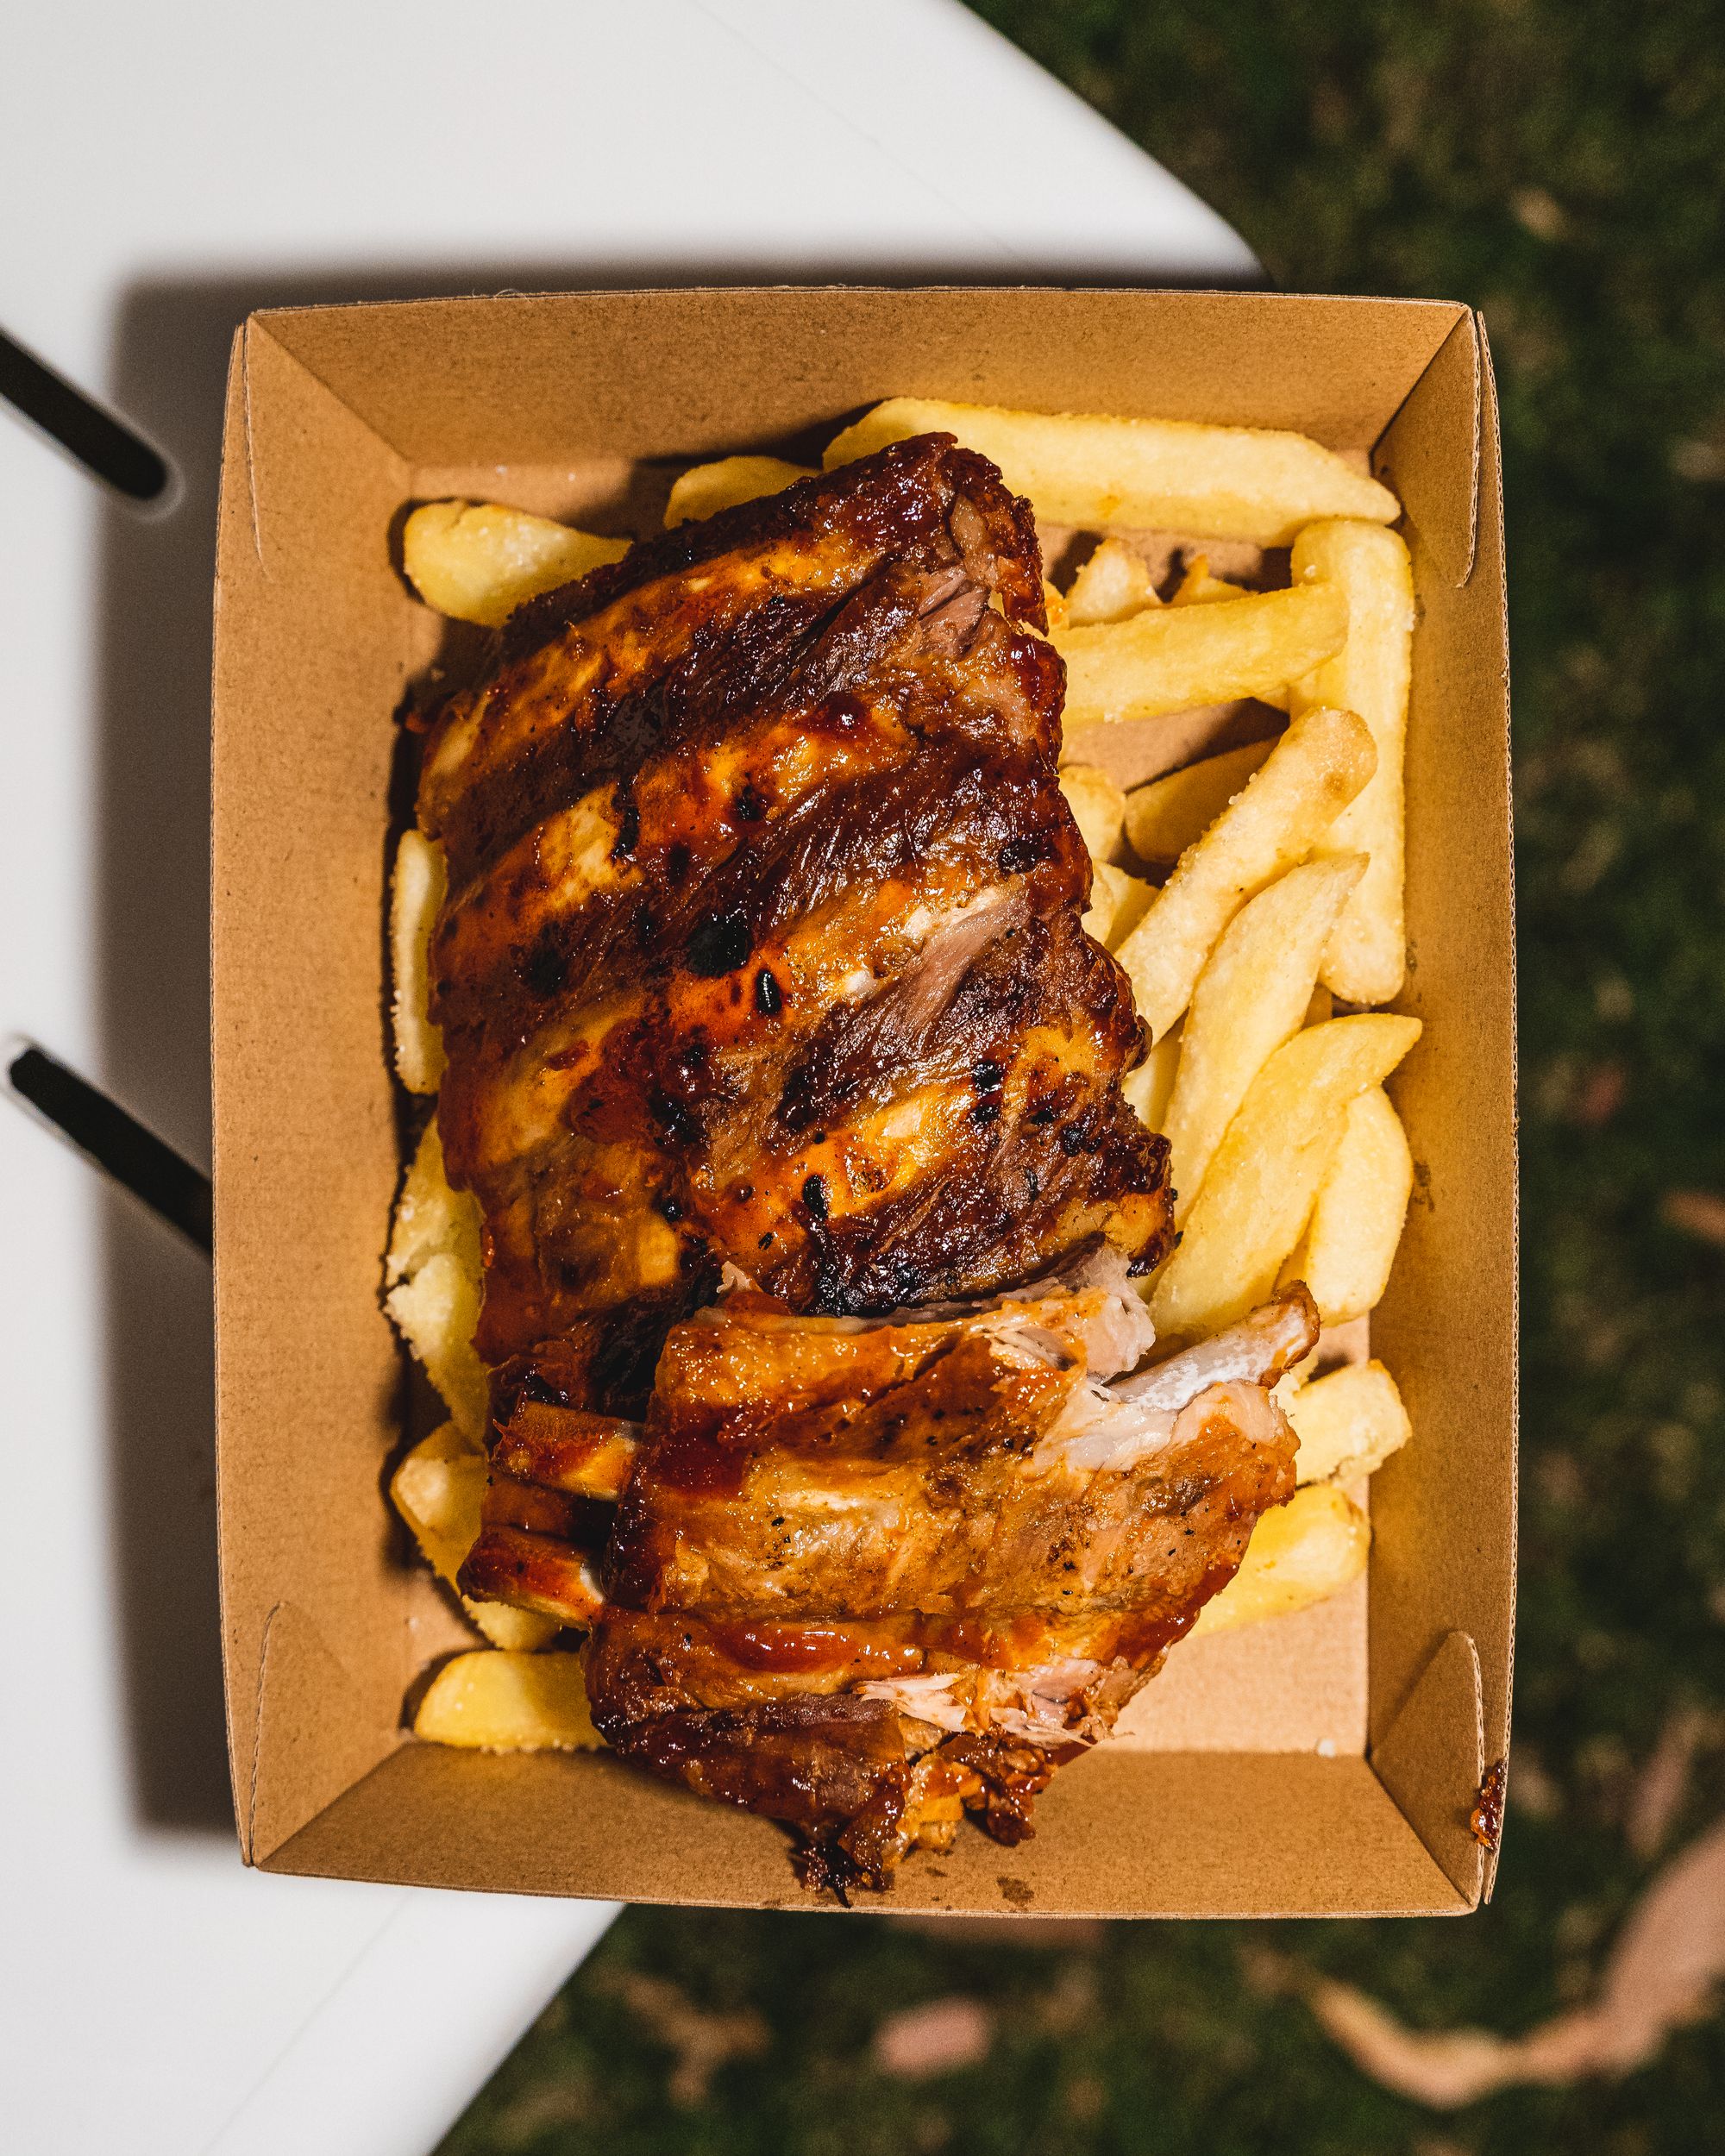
[210,287,1515,1919]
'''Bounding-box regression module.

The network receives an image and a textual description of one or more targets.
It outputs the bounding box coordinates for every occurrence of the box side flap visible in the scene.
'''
[1370,1630,1487,1906]
[1375,311,1481,587]
[259,1743,1471,1920]
[212,320,415,1859]
[255,289,1471,468]
[1367,318,1517,1806]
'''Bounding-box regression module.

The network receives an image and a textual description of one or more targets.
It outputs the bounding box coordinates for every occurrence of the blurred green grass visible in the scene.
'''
[440,5,1725,2149]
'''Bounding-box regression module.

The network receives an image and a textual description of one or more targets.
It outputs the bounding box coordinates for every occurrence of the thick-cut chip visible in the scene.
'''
[1106,872,1156,951]
[1059,762,1127,861]
[1114,706,1377,1042]
[1190,1483,1371,1635]
[1279,1085,1414,1324]
[823,398,1401,545]
[1123,739,1276,866]
[1286,1360,1411,1486]
[1120,1024,1182,1134]
[390,1425,561,1651]
[1163,856,1368,1224]
[414,1650,603,1752]
[1289,521,1416,1006]
[385,1120,490,1439]
[1054,580,1347,729]
[401,501,630,627]
[1067,537,1160,625]
[1171,554,1249,606]
[1304,983,1333,1026]
[663,454,816,528]
[1150,1013,1421,1339]
[390,830,447,1095]
[1082,861,1132,945]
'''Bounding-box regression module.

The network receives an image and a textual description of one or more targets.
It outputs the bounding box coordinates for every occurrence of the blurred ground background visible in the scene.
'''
[439,4,1725,2148]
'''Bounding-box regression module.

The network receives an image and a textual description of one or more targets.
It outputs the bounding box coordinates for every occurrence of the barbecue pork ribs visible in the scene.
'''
[414,435,1302,1884]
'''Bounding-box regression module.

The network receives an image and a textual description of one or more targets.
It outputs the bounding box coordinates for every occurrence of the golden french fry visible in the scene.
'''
[1082,861,1132,945]
[390,830,447,1095]
[1054,580,1346,728]
[414,1650,603,1752]
[1289,521,1415,1005]
[1066,538,1160,625]
[402,501,630,626]
[1060,762,1127,861]
[1192,1483,1371,1635]
[1122,740,1276,866]
[390,1425,560,1651]
[1304,983,1333,1027]
[1163,856,1368,1224]
[1114,706,1377,1042]
[824,399,1401,546]
[1042,579,1070,631]
[1149,1013,1421,1338]
[1279,1086,1414,1323]
[385,1120,489,1440]
[1106,872,1156,951]
[663,454,815,527]
[1286,1360,1411,1487]
[1120,1023,1182,1134]
[1171,554,1248,605]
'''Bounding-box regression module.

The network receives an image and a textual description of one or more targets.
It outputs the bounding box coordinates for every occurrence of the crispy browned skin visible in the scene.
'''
[417,437,1172,1388]
[574,1283,1314,1888]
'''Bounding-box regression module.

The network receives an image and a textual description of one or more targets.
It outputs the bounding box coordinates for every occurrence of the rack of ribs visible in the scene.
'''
[416,434,1309,1885]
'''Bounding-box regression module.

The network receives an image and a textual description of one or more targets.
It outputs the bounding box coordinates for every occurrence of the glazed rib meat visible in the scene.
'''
[414,434,1301,1886]
[417,437,1172,1396]
[579,1268,1320,1887]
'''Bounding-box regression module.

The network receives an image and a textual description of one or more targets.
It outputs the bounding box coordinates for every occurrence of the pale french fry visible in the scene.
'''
[1171,554,1248,605]
[1163,856,1368,1224]
[402,501,630,626]
[385,1120,490,1440]
[1286,1360,1411,1487]
[414,1650,603,1752]
[1082,861,1132,945]
[1114,706,1377,1041]
[1279,1086,1414,1323]
[390,1425,561,1651]
[390,830,447,1095]
[1122,739,1276,865]
[1066,538,1160,625]
[1191,1483,1371,1635]
[1106,872,1156,951]
[663,454,815,527]
[1289,521,1415,1005]
[1120,1024,1182,1134]
[824,399,1401,546]
[1053,580,1346,728]
[1059,762,1127,861]
[1149,1013,1421,1338]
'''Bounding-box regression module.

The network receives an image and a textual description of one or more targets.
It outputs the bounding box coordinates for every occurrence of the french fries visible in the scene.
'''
[1171,554,1248,605]
[1082,861,1132,945]
[390,830,447,1095]
[1053,580,1346,728]
[1120,1024,1182,1133]
[1066,537,1160,624]
[1289,521,1416,1005]
[1122,739,1276,866]
[1114,705,1377,1042]
[1150,1013,1421,1339]
[1059,762,1127,861]
[414,1650,603,1752]
[1191,1482,1371,1635]
[1280,1085,1414,1324]
[1162,855,1368,1223]
[384,1120,490,1440]
[664,454,816,527]
[1285,1360,1412,1486]
[402,500,630,627]
[824,398,1400,546]
[390,1425,560,1651]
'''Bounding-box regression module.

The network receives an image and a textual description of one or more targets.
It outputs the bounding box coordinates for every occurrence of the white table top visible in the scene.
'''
[0,5,1254,2151]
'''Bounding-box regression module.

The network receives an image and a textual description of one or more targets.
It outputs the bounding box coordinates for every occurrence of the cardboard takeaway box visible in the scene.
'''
[211,288,1515,1919]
